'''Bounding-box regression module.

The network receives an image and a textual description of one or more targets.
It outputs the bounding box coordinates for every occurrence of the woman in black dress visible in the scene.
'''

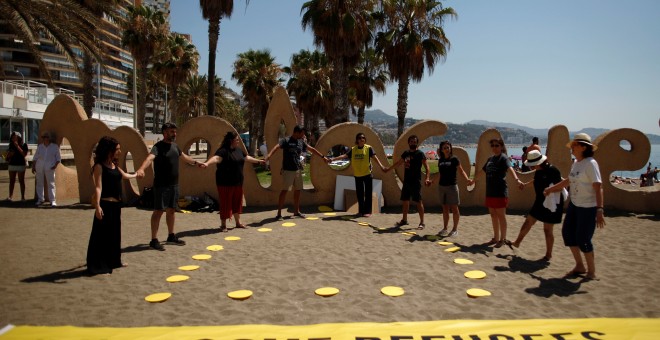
[6,131,28,201]
[86,136,136,275]
[508,150,564,261]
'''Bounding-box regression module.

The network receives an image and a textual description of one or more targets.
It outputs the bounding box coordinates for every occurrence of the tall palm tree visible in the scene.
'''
[76,0,120,118]
[153,33,199,124]
[350,45,389,124]
[232,49,282,155]
[173,74,207,125]
[199,0,247,117]
[0,0,104,91]
[285,49,333,139]
[301,0,376,127]
[377,0,457,137]
[121,5,168,136]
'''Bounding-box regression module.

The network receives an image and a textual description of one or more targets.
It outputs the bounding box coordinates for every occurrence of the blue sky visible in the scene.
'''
[170,0,660,134]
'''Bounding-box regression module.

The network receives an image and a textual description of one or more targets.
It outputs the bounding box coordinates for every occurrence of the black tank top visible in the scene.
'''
[100,164,122,200]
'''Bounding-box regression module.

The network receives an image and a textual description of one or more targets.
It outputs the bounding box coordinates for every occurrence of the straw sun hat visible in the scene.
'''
[524,150,547,167]
[566,132,598,151]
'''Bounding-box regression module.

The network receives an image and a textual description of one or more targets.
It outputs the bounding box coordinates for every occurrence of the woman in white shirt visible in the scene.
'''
[545,133,605,280]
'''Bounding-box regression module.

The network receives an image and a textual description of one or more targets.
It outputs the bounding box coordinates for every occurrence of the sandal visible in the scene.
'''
[235,224,247,229]
[485,238,497,246]
[395,220,408,227]
[219,226,228,233]
[417,223,425,230]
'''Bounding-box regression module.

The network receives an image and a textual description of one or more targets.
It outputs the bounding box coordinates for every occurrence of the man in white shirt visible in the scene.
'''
[32,131,61,206]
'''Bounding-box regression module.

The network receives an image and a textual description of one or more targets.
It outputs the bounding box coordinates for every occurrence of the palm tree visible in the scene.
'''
[301,0,376,127]
[350,45,389,124]
[121,5,168,136]
[173,74,207,125]
[232,49,282,155]
[285,49,333,139]
[153,33,199,124]
[0,0,104,92]
[377,0,457,137]
[76,0,120,118]
[199,0,248,117]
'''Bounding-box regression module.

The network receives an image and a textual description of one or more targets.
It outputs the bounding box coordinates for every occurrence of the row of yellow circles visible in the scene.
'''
[145,207,491,302]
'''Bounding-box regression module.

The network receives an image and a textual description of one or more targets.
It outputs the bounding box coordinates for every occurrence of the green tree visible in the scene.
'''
[350,45,389,124]
[284,49,333,139]
[377,0,457,137]
[0,0,104,95]
[121,5,168,136]
[153,33,199,124]
[199,0,248,117]
[232,49,282,156]
[301,0,376,127]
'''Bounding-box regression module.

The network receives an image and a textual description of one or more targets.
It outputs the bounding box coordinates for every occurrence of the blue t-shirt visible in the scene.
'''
[279,137,307,171]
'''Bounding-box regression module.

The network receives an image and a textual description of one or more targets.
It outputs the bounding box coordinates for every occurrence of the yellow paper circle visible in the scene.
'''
[381,286,405,297]
[323,212,337,216]
[467,288,492,298]
[401,231,417,236]
[315,287,340,297]
[206,245,224,251]
[454,258,474,265]
[305,217,319,220]
[377,227,388,231]
[166,275,190,283]
[178,265,200,271]
[281,222,296,227]
[464,270,487,279]
[224,236,241,241]
[257,228,272,232]
[227,290,253,300]
[145,292,171,303]
[358,222,370,226]
[426,235,439,241]
[437,241,454,246]
[445,246,461,253]
[192,254,212,260]
[318,205,333,212]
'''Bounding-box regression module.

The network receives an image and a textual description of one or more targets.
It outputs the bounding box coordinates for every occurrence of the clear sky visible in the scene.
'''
[170,0,660,134]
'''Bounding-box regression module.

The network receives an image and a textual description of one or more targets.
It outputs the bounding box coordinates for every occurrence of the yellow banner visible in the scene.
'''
[2,318,659,340]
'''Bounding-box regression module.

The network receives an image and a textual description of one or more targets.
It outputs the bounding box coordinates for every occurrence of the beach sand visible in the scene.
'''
[1,170,659,328]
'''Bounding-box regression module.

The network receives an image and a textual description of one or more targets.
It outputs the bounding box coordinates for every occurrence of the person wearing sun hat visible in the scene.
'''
[508,149,565,262]
[544,133,605,280]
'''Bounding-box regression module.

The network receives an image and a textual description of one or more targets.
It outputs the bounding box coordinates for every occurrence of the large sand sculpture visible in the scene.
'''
[39,86,658,213]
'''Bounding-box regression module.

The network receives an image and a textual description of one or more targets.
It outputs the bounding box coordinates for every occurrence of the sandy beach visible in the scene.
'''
[1,169,659,332]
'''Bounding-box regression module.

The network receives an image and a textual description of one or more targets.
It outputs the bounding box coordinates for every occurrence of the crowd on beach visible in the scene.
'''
[4,124,606,281]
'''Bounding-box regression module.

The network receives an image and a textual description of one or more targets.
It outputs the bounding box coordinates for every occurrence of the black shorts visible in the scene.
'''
[400,181,422,202]
[153,185,179,210]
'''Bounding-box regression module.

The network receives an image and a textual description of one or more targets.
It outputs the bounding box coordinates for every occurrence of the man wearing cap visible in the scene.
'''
[32,131,61,207]
[265,125,329,221]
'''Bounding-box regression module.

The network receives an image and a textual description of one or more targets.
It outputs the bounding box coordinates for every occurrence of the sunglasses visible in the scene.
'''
[41,135,49,138]
[490,144,501,147]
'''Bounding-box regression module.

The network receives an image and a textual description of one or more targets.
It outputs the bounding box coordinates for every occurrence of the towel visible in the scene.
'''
[544,186,568,212]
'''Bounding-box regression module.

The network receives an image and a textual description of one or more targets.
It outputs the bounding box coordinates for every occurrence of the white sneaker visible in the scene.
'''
[50,201,57,207]
[439,229,449,237]
[448,230,458,237]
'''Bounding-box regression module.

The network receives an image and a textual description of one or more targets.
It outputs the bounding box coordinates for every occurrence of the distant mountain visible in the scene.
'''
[363,109,398,124]
[361,110,660,144]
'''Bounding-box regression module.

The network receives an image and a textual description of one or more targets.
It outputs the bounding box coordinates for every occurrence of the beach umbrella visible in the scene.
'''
[511,155,522,160]
[425,150,438,160]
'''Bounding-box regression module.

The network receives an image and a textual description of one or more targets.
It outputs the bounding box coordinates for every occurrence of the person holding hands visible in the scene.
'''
[198,131,265,232]
[383,135,431,229]
[328,132,387,217]
[544,133,605,280]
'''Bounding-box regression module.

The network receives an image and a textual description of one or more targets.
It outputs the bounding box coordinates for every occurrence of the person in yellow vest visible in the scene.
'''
[328,133,387,217]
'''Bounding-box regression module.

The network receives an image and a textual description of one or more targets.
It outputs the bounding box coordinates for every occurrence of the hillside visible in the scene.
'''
[360,110,660,144]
